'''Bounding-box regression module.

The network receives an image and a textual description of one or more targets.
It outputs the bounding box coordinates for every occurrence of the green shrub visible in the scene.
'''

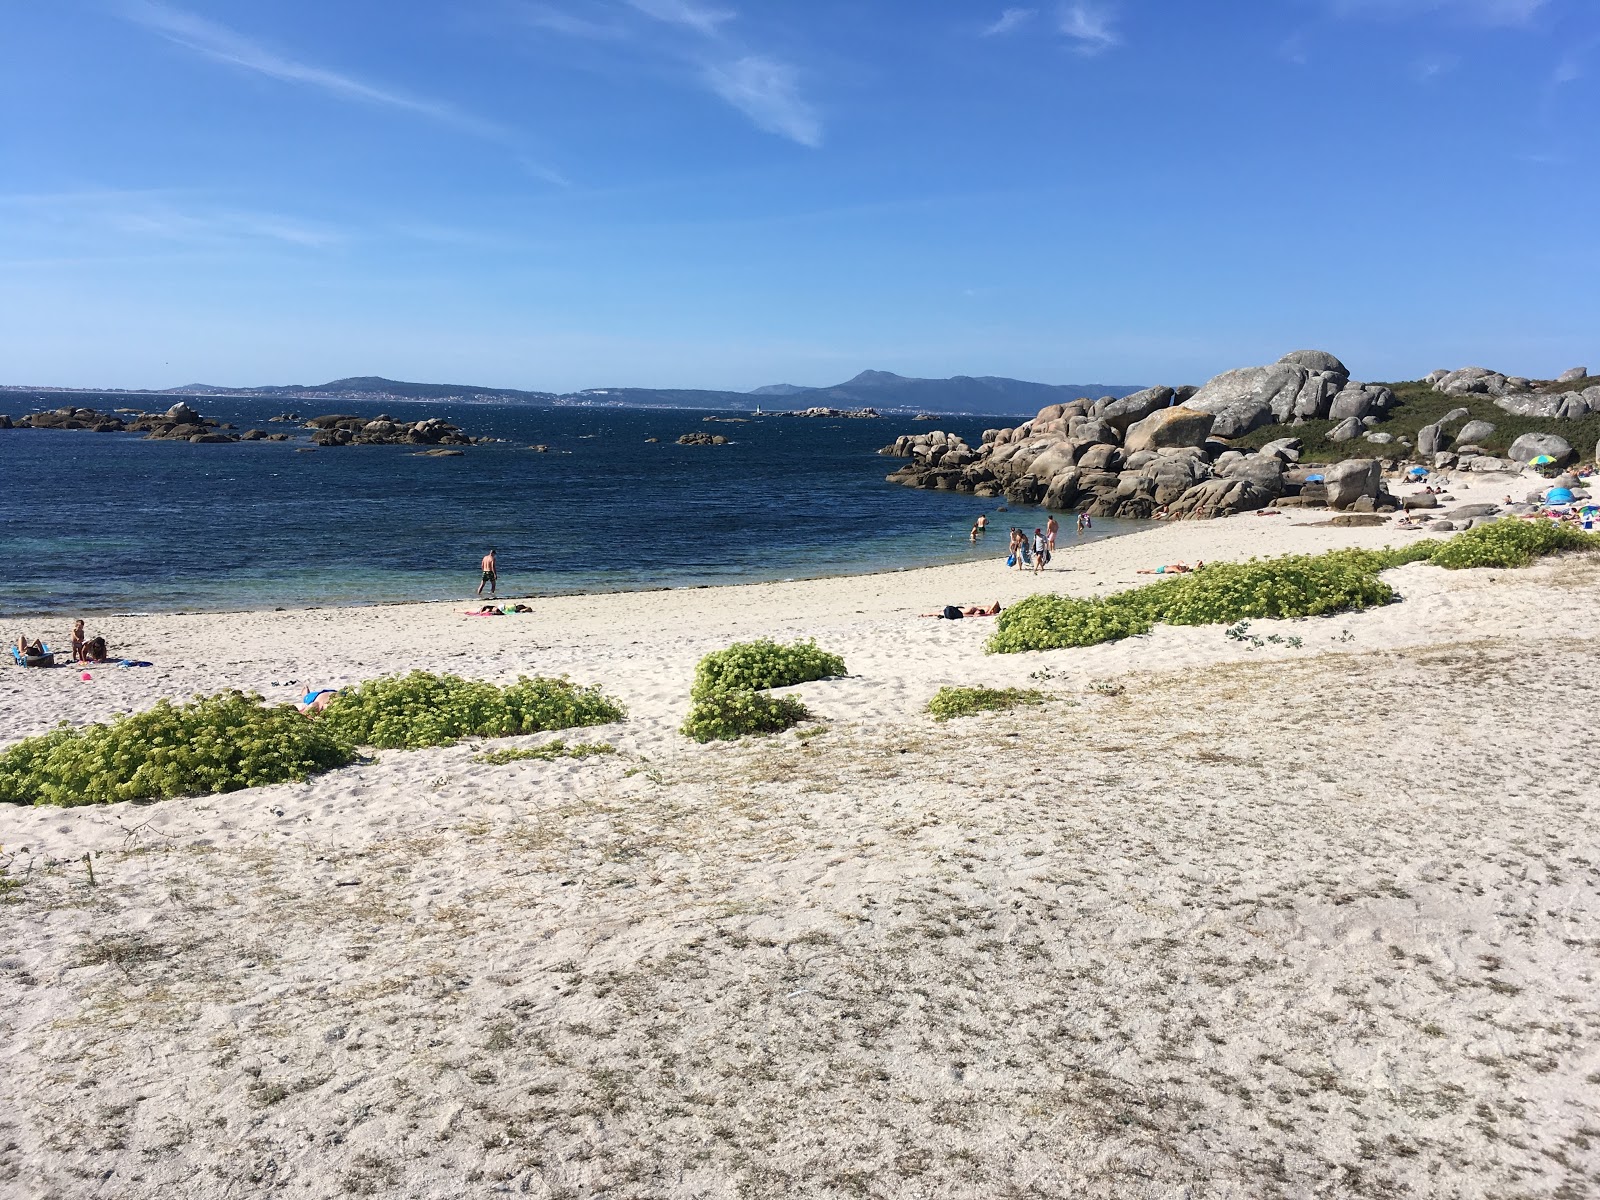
[319,671,624,749]
[473,739,615,765]
[681,689,811,742]
[989,550,1403,653]
[0,691,355,807]
[988,528,1599,654]
[690,639,845,701]
[1427,519,1600,570]
[926,686,1045,721]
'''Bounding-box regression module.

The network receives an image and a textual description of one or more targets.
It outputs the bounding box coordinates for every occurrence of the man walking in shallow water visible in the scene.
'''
[477,548,497,598]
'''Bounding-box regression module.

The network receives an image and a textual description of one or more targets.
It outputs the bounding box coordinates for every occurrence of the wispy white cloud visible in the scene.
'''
[1550,36,1598,85]
[983,8,1036,36]
[0,190,344,251]
[120,1,504,138]
[1328,0,1549,27]
[517,3,628,39]
[702,56,822,147]
[521,1,821,147]
[1058,2,1120,54]
[1414,51,1459,80]
[625,0,734,37]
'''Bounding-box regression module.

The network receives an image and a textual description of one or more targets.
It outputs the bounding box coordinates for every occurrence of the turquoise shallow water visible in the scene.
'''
[0,397,1140,615]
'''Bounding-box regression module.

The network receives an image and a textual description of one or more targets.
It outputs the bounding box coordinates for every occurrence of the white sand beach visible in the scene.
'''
[3,469,1598,1198]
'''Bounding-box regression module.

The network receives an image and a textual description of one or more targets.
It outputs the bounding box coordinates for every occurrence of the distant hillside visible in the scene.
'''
[9,370,1141,416]
[162,376,557,404]
[743,370,1143,416]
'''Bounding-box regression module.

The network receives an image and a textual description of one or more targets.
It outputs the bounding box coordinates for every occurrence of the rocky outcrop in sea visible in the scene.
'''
[8,402,485,448]
[880,351,1401,518]
[302,414,479,447]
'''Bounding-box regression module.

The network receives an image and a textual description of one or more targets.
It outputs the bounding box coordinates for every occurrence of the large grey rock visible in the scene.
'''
[1042,469,1081,510]
[1020,443,1076,482]
[1495,393,1566,418]
[1185,364,1305,437]
[1558,367,1588,383]
[1259,437,1302,463]
[1328,383,1391,421]
[165,401,202,424]
[1440,407,1470,427]
[1076,443,1122,472]
[1322,459,1382,510]
[1456,419,1495,443]
[1425,369,1450,385]
[1364,431,1395,445]
[1507,432,1574,465]
[1067,417,1119,446]
[1166,478,1276,517]
[1416,423,1444,456]
[1278,349,1350,378]
[1562,394,1594,419]
[1123,406,1215,453]
[1216,454,1286,495]
[1465,456,1516,473]
[1094,386,1175,433]
[1434,366,1511,396]
[1327,417,1364,443]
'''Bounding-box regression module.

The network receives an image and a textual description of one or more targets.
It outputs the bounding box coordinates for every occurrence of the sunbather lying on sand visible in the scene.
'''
[297,689,341,713]
[919,602,1003,618]
[1138,562,1200,575]
[15,635,44,658]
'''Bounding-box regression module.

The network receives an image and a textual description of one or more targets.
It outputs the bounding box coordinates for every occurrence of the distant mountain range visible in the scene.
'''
[17,370,1144,418]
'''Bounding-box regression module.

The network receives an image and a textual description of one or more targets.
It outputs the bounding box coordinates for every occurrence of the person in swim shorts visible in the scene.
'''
[477,548,497,597]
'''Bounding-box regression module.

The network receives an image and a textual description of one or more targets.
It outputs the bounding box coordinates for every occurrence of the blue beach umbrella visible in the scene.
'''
[1408,466,1429,477]
[1305,473,1324,483]
[1546,487,1575,505]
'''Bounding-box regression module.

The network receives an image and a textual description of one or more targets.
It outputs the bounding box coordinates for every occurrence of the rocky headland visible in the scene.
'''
[881,350,1596,519]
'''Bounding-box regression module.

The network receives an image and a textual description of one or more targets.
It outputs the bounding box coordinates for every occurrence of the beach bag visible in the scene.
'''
[1006,554,1016,567]
[941,605,964,620]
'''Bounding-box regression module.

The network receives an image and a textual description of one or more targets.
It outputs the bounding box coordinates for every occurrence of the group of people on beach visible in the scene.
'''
[13,619,110,665]
[992,513,1090,574]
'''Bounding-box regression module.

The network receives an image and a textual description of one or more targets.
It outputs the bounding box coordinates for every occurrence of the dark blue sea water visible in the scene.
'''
[0,397,1138,615]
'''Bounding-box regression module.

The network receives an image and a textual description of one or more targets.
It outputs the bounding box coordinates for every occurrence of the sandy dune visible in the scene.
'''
[3,471,1597,1198]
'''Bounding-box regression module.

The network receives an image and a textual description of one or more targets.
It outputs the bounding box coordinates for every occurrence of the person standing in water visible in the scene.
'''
[970,514,988,542]
[477,548,498,597]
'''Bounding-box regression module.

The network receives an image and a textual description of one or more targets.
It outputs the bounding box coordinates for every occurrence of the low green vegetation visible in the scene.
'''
[926,686,1045,721]
[681,688,812,742]
[472,739,615,765]
[1229,379,1600,463]
[0,691,355,807]
[319,671,624,750]
[1427,516,1598,569]
[690,638,845,699]
[681,638,843,741]
[989,524,1599,654]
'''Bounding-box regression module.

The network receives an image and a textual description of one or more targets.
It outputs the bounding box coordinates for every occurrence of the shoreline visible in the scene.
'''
[5,527,1143,622]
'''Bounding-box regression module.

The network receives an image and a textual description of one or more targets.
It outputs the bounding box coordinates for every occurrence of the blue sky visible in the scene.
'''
[2,0,1595,391]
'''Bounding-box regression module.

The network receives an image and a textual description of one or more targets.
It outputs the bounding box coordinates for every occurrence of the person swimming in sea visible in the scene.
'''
[970,515,988,542]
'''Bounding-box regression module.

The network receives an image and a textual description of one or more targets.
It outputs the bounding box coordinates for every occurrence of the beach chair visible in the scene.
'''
[10,643,55,667]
